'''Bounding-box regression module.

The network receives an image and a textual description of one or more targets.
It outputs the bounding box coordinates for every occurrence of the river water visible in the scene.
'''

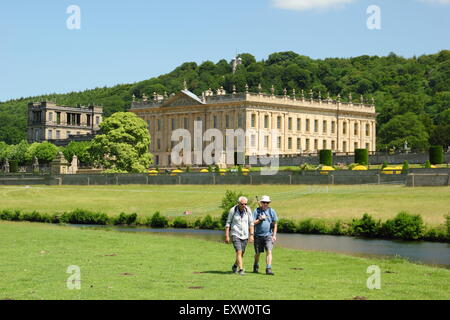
[71,225,450,268]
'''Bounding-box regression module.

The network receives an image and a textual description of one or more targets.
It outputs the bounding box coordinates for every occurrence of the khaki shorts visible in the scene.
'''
[232,235,248,252]
[254,235,273,254]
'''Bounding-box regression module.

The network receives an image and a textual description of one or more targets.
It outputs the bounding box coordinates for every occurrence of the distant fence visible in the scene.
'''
[1,168,449,186]
[252,151,450,166]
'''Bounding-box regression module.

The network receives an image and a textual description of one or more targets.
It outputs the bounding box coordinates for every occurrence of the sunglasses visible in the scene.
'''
[261,202,270,204]
[238,203,247,206]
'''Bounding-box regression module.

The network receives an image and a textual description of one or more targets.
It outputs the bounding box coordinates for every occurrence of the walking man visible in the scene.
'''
[225,196,254,276]
[253,195,278,275]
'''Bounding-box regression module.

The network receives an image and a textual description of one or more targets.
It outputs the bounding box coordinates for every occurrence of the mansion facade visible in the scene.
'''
[130,88,377,166]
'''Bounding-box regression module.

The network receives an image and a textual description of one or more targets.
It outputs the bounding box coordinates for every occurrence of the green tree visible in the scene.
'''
[28,142,59,163]
[88,112,152,173]
[378,112,429,150]
[62,141,92,165]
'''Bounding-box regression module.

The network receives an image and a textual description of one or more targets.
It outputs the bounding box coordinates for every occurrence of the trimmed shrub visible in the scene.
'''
[297,219,328,234]
[381,211,425,240]
[60,209,109,225]
[319,150,333,166]
[148,211,168,228]
[172,217,189,229]
[113,212,138,225]
[350,213,382,237]
[277,218,296,233]
[424,160,432,168]
[355,149,369,165]
[381,161,388,170]
[402,161,409,174]
[429,146,444,165]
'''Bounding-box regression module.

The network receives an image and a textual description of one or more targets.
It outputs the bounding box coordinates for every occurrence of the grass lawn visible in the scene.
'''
[0,184,449,227]
[0,221,449,300]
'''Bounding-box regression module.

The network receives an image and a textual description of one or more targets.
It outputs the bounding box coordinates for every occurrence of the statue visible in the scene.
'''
[32,156,39,173]
[3,158,9,173]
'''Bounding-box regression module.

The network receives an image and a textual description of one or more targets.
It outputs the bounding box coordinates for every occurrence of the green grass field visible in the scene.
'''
[1,184,449,226]
[0,221,449,300]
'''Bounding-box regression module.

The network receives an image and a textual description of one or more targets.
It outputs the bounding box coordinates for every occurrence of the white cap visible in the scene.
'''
[260,195,271,203]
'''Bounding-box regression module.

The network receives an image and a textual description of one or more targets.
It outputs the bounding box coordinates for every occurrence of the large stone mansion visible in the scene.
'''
[131,86,377,166]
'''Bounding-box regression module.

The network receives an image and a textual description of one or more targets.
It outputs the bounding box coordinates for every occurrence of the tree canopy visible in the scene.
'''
[1,50,449,149]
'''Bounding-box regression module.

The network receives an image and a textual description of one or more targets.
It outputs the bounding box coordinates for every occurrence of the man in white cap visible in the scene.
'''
[225,196,254,276]
[252,195,278,275]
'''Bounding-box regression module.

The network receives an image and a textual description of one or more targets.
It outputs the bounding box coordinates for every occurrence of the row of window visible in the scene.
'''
[249,135,370,152]
[149,115,245,132]
[47,112,100,126]
[47,130,82,139]
[251,115,372,136]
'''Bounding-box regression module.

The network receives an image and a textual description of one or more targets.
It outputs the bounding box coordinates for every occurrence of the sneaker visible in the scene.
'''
[232,264,238,273]
[253,265,259,273]
[238,269,245,276]
[266,268,275,276]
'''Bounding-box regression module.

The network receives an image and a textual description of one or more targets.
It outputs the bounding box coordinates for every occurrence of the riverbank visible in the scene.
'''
[1,221,449,300]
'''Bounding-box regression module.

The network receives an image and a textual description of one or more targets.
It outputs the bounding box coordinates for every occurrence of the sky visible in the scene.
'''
[0,0,449,102]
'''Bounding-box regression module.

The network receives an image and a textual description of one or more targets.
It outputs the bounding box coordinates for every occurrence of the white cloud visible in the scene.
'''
[272,0,357,11]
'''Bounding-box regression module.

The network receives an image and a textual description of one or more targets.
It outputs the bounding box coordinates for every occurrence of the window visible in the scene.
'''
[314,139,318,150]
[67,131,71,137]
[251,114,256,128]
[264,136,269,148]
[172,118,177,130]
[56,112,61,125]
[213,116,218,129]
[332,140,336,150]
[343,122,347,134]
[354,142,359,150]
[48,130,53,139]
[297,118,301,131]
[331,121,336,134]
[323,140,327,149]
[323,121,327,134]
[277,136,282,149]
[306,139,310,151]
[251,135,256,147]
[354,123,359,136]
[366,123,370,136]
[288,118,292,130]
[288,137,292,149]
[277,116,282,129]
[87,115,91,126]
[56,130,60,139]
[95,116,100,125]
[184,118,189,129]
[147,120,151,130]
[157,119,161,131]
[297,138,301,150]
[343,141,347,152]
[226,115,230,128]
[264,115,269,129]
[238,114,243,128]
[314,120,318,133]
[366,143,370,150]
[48,112,53,122]
[157,139,161,150]
[306,119,310,132]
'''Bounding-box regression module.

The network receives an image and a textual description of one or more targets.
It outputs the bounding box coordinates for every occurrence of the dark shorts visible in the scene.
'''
[232,236,248,253]
[254,235,274,254]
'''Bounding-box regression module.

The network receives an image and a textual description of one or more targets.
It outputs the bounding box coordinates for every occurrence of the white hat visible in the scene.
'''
[260,195,271,203]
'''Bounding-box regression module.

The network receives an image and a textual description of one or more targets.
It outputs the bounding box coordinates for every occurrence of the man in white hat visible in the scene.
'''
[252,195,278,275]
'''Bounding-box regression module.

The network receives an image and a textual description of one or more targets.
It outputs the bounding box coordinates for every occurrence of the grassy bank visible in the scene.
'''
[0,184,449,227]
[0,221,449,300]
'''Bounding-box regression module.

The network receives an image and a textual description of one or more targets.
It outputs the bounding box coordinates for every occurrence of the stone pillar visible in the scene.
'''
[51,152,69,175]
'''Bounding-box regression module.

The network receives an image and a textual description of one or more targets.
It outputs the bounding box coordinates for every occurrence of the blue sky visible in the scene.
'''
[1,0,449,102]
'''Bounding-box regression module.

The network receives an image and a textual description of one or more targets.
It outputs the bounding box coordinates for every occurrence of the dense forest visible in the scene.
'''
[1,50,449,150]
